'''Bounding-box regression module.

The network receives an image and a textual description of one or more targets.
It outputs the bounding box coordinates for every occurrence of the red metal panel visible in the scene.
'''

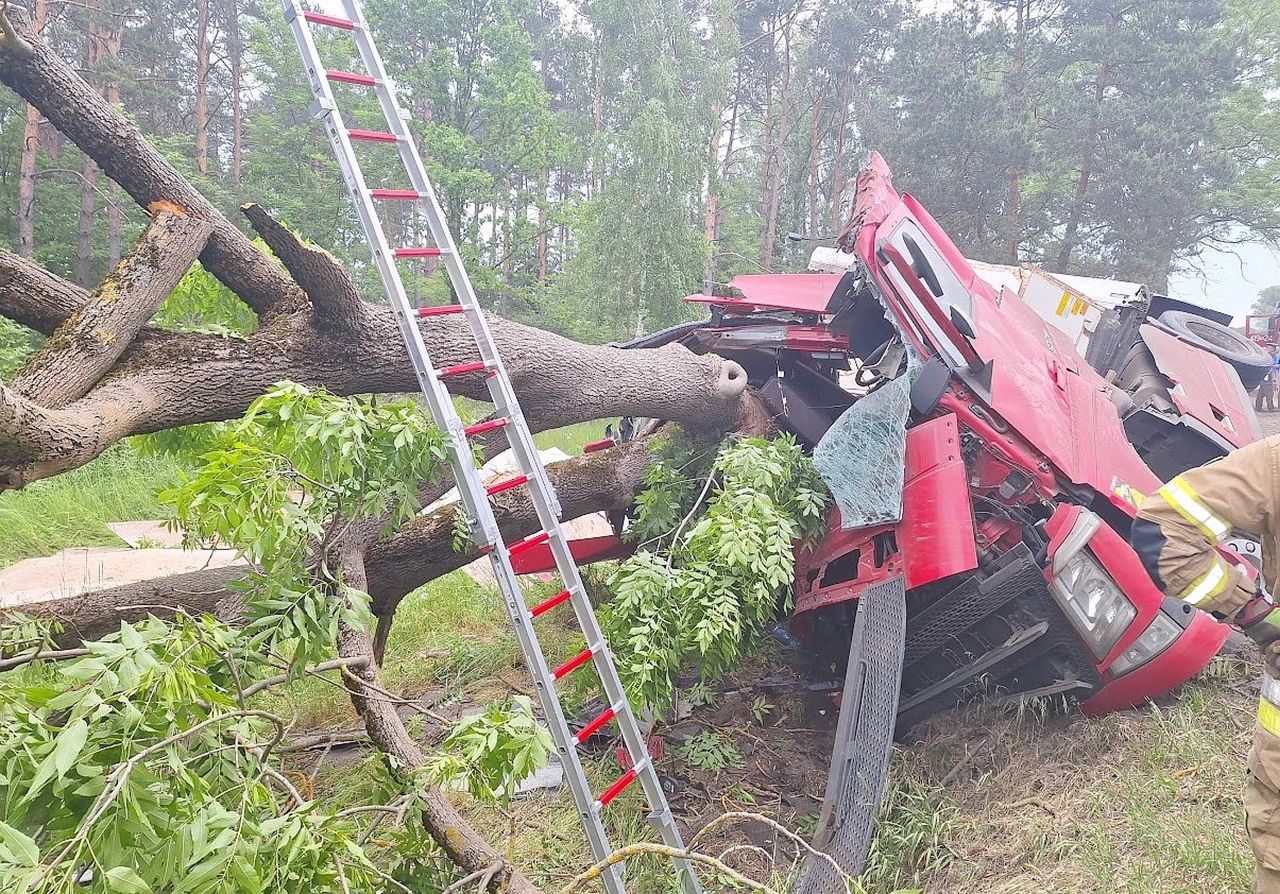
[582,437,616,454]
[683,273,843,315]
[793,414,978,615]
[1139,323,1261,448]
[847,151,1159,511]
[509,533,632,575]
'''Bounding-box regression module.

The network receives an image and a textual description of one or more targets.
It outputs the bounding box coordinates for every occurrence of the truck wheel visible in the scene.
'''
[1156,310,1273,390]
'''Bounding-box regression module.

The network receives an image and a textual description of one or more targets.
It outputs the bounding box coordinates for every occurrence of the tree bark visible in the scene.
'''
[76,1,104,287]
[15,0,48,259]
[1056,12,1117,271]
[194,0,210,175]
[333,554,537,894]
[12,208,212,407]
[0,6,305,318]
[0,249,91,333]
[227,0,243,185]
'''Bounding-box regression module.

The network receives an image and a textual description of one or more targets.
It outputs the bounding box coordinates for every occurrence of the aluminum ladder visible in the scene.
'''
[281,3,701,892]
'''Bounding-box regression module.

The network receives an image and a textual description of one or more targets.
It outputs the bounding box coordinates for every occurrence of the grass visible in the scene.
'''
[0,442,187,568]
[533,419,612,456]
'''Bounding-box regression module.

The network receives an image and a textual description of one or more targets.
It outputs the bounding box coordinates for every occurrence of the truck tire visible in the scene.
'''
[1156,310,1273,390]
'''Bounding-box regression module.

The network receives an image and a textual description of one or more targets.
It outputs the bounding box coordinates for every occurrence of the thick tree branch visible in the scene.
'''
[242,204,369,333]
[0,248,88,335]
[0,305,746,488]
[0,7,304,318]
[12,207,213,406]
[6,438,668,642]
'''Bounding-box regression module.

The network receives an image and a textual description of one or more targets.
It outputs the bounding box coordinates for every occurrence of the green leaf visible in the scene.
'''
[105,866,152,893]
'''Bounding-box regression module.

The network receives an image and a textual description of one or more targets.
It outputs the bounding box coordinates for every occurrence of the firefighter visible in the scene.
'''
[1131,434,1280,893]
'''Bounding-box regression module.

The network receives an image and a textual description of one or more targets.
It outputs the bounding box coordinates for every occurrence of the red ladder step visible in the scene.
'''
[463,418,508,437]
[370,188,423,200]
[439,360,487,379]
[552,647,593,680]
[485,474,527,496]
[596,765,640,808]
[394,247,443,258]
[507,529,549,557]
[574,706,616,745]
[530,588,572,618]
[303,10,355,29]
[326,69,375,86]
[416,304,464,318]
[348,128,398,143]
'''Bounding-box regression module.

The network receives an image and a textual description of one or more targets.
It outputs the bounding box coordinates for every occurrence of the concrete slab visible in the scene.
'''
[0,546,240,609]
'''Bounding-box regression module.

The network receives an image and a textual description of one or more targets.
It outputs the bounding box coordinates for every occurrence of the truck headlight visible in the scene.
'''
[1108,611,1181,676]
[1051,549,1137,659]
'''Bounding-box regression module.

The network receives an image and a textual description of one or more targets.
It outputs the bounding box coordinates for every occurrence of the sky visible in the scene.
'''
[1168,241,1280,324]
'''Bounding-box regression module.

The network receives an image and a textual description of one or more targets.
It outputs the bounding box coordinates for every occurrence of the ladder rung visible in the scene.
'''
[486,474,527,496]
[394,247,444,258]
[370,188,423,200]
[596,766,639,808]
[530,588,572,618]
[575,706,617,745]
[552,646,594,680]
[440,360,487,378]
[416,304,464,318]
[507,529,549,557]
[327,68,376,86]
[303,10,355,29]
[348,128,398,143]
[464,418,508,437]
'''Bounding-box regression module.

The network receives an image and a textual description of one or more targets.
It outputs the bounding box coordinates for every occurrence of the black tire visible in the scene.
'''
[1156,310,1273,390]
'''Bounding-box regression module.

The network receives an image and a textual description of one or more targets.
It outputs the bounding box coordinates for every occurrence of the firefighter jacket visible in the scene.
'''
[1132,434,1280,621]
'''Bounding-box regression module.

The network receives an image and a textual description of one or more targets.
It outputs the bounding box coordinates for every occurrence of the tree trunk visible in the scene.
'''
[76,4,104,287]
[537,166,548,285]
[761,27,792,271]
[194,0,210,175]
[13,209,212,407]
[227,0,243,185]
[829,74,851,233]
[807,82,827,238]
[1056,12,1117,271]
[702,99,723,291]
[0,6,307,317]
[1003,0,1028,264]
[15,0,48,259]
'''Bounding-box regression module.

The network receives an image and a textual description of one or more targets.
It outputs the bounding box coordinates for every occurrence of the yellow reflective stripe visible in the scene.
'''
[1056,292,1071,316]
[1179,556,1229,605]
[1158,477,1230,542]
[1260,698,1280,737]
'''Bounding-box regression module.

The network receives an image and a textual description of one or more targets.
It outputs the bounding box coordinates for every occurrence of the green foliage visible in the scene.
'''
[677,730,741,772]
[603,435,828,712]
[0,318,39,381]
[425,695,555,804]
[0,615,388,894]
[163,382,449,666]
[153,262,257,335]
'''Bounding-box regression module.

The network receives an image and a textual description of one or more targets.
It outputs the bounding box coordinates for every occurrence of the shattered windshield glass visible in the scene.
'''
[814,367,919,529]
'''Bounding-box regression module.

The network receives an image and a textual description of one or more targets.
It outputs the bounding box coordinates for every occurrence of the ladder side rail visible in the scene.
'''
[281,0,496,546]
[487,546,627,893]
[336,0,563,513]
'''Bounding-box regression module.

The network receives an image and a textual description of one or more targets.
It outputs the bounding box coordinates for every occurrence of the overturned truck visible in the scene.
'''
[574,153,1259,882]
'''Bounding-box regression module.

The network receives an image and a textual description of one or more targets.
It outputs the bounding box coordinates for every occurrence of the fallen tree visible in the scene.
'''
[0,6,767,889]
